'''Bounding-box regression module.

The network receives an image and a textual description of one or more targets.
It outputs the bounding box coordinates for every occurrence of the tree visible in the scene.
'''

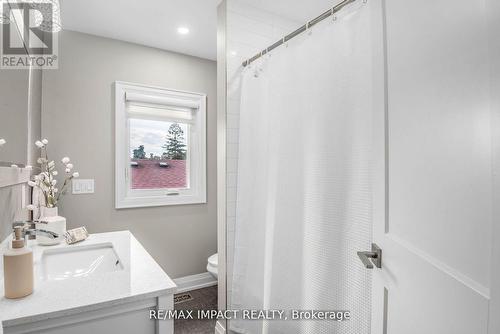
[132,145,146,159]
[163,123,186,160]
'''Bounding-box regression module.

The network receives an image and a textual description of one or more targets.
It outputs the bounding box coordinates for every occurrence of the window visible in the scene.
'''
[115,81,206,208]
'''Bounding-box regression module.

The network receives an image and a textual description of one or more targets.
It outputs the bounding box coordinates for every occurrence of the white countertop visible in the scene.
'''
[0,230,177,332]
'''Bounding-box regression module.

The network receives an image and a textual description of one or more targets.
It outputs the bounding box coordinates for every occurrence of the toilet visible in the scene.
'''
[207,253,218,279]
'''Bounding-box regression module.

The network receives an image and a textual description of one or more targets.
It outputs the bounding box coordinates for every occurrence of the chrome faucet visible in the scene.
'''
[12,221,59,244]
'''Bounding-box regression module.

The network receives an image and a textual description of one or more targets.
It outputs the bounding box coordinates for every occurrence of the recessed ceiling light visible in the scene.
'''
[177,26,190,35]
[230,51,237,56]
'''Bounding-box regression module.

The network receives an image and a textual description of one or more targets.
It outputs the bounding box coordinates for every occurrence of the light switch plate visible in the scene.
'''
[72,179,94,194]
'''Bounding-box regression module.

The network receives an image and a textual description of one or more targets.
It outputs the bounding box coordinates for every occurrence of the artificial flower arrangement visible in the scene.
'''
[27,139,79,208]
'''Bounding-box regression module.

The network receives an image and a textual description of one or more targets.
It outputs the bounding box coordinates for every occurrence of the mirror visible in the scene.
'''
[0,0,218,288]
[0,0,217,277]
[0,17,41,167]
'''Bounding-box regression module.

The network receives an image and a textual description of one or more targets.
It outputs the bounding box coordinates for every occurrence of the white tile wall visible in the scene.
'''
[225,0,298,307]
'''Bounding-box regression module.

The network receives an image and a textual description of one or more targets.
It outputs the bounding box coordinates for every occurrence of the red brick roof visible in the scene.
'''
[131,159,187,189]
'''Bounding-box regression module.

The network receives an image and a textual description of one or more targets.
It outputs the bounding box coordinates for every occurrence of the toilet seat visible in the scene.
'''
[208,254,218,267]
[207,253,218,279]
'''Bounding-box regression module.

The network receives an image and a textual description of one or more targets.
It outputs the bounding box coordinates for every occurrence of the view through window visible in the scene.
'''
[129,118,189,189]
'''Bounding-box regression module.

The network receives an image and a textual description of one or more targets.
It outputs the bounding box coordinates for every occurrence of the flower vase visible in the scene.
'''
[36,206,66,245]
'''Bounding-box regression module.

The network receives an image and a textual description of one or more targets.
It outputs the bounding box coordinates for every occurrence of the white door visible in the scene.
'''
[368,0,495,333]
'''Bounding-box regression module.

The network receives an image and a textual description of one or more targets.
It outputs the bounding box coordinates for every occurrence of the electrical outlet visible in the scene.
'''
[72,179,95,194]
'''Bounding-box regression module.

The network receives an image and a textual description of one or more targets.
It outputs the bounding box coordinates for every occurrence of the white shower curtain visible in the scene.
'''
[230,3,373,334]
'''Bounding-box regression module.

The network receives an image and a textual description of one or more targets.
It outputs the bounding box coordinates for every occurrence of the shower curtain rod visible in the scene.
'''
[241,0,358,67]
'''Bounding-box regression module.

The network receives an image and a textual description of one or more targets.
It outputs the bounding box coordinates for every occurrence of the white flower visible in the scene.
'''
[51,179,57,186]
[52,171,58,176]
[28,181,36,187]
[37,158,43,164]
[0,138,6,146]
[48,161,55,168]
[26,205,36,211]
[35,140,44,148]
[65,168,71,173]
[72,172,79,178]
[53,188,58,193]
[41,139,48,145]
[11,164,18,168]
[24,165,33,170]
[66,163,74,170]
[61,157,70,164]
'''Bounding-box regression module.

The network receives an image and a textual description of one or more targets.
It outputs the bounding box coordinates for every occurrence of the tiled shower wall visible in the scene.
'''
[225,0,298,305]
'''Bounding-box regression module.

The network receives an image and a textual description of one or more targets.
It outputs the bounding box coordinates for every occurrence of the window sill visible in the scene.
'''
[115,193,207,209]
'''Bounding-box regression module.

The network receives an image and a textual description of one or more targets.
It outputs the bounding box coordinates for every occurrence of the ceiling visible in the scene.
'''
[236,0,337,22]
[59,0,220,60]
[59,0,336,61]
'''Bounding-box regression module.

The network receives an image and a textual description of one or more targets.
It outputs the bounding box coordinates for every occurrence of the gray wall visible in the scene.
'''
[0,66,41,167]
[0,69,30,165]
[41,31,217,279]
[28,69,42,166]
[488,0,500,331]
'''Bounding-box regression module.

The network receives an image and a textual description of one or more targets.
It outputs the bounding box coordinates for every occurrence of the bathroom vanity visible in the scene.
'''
[0,231,177,334]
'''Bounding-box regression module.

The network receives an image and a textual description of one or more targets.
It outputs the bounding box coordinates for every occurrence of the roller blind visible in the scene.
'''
[127,103,194,123]
[125,91,196,123]
[125,92,200,109]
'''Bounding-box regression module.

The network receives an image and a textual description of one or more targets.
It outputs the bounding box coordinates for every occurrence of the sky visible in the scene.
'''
[129,118,188,158]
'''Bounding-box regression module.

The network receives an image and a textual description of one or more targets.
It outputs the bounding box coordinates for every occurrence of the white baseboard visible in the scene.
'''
[174,272,217,293]
[215,320,226,334]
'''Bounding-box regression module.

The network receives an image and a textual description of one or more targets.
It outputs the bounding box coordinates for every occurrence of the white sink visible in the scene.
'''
[40,242,124,281]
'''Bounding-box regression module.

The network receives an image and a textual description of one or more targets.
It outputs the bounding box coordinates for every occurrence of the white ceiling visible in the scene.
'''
[59,0,336,61]
[236,0,336,23]
[59,0,220,60]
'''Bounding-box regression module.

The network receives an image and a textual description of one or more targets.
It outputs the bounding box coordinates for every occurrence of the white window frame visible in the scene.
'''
[115,81,207,208]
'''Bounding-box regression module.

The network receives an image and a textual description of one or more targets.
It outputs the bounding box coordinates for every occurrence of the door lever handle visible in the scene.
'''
[357,243,382,269]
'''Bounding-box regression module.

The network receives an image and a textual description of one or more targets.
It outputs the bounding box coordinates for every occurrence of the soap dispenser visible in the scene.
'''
[3,226,34,299]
